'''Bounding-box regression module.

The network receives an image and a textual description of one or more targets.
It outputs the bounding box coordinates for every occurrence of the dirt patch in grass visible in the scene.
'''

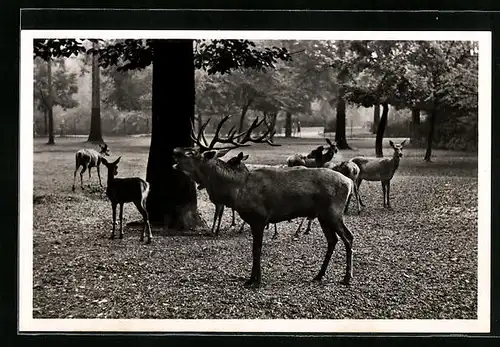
[30,137,479,320]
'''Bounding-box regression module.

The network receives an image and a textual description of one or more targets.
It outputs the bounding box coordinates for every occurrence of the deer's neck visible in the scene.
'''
[391,155,401,173]
[200,160,248,206]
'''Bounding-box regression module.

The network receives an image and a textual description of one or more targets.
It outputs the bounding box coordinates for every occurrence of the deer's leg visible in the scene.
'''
[353,181,362,214]
[97,165,103,187]
[80,164,87,190]
[386,180,392,209]
[294,217,306,239]
[230,209,236,227]
[215,205,224,236]
[72,166,80,192]
[381,181,387,208]
[212,203,222,235]
[109,202,117,239]
[272,224,278,239]
[238,221,246,233]
[304,218,313,235]
[245,225,264,288]
[314,215,339,282]
[356,178,365,207]
[336,219,354,284]
[119,203,124,239]
[135,200,152,243]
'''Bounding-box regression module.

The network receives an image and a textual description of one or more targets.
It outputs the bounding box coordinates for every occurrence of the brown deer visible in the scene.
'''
[286,138,337,167]
[350,140,407,209]
[101,156,152,243]
[72,143,110,191]
[173,116,354,288]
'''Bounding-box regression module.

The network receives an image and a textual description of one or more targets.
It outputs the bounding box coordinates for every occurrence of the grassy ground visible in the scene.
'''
[32,136,478,319]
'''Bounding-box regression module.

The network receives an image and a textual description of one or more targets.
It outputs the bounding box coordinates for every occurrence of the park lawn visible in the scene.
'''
[30,136,478,320]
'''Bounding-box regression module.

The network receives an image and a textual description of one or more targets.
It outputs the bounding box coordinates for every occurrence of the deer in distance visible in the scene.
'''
[101,156,153,244]
[286,138,338,167]
[72,143,110,192]
[350,139,407,209]
[173,115,355,288]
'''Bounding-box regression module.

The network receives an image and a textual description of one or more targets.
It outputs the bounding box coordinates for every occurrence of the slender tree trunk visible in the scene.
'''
[144,39,205,230]
[46,58,55,145]
[268,111,277,141]
[284,111,292,137]
[43,109,48,135]
[335,87,350,149]
[197,113,202,134]
[424,107,437,162]
[237,103,251,133]
[372,104,380,134]
[87,41,103,143]
[375,102,389,157]
[411,107,421,147]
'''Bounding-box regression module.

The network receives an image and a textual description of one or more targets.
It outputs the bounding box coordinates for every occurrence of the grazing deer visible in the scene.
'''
[101,156,152,243]
[350,140,407,209]
[286,138,338,167]
[173,116,354,288]
[72,143,110,191]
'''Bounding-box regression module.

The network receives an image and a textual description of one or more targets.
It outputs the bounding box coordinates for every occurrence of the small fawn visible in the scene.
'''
[101,156,152,243]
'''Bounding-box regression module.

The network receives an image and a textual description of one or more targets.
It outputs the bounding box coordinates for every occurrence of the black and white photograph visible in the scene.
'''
[19,29,490,333]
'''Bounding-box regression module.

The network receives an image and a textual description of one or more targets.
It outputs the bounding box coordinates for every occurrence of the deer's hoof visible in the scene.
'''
[109,235,115,240]
[145,239,152,244]
[312,275,323,282]
[71,186,75,192]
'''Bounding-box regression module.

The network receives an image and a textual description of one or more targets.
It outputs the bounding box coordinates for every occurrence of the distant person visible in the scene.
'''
[297,120,301,137]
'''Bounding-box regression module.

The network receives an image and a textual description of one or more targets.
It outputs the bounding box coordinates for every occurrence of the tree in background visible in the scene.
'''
[33,56,79,143]
[88,40,103,143]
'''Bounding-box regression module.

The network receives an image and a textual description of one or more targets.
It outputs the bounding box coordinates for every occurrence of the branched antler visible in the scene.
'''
[190,115,280,153]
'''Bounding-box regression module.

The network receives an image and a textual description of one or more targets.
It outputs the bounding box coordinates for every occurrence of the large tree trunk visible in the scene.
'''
[46,58,55,145]
[375,102,389,157]
[87,41,103,143]
[411,107,421,147]
[237,102,251,133]
[284,111,292,137]
[145,39,205,230]
[335,87,350,149]
[372,104,380,134]
[424,107,437,162]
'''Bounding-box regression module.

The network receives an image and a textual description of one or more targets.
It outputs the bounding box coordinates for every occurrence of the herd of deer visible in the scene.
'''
[71,116,407,288]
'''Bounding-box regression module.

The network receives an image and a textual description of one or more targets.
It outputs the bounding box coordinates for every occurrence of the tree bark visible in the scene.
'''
[375,102,389,157]
[284,111,292,137]
[335,87,350,149]
[411,107,421,147]
[372,104,380,134]
[237,102,251,133]
[46,58,55,145]
[43,109,48,135]
[87,41,103,143]
[145,39,205,230]
[424,107,437,162]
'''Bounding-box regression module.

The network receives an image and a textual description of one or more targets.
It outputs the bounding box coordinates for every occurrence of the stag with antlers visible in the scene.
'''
[173,116,354,288]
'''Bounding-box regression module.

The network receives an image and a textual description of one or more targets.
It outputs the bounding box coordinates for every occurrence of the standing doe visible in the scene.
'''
[72,143,110,191]
[101,156,152,243]
[350,140,407,208]
[173,116,354,288]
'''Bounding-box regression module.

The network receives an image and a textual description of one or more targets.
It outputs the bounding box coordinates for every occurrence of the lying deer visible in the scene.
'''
[173,116,354,288]
[286,138,337,167]
[101,156,152,243]
[72,143,110,191]
[350,140,407,209]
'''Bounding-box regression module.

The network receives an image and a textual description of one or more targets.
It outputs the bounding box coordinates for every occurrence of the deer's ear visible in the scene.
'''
[242,154,249,161]
[101,157,108,165]
[114,156,121,164]
[203,150,217,160]
[325,138,332,146]
[389,140,395,148]
[238,152,244,159]
[401,139,407,147]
